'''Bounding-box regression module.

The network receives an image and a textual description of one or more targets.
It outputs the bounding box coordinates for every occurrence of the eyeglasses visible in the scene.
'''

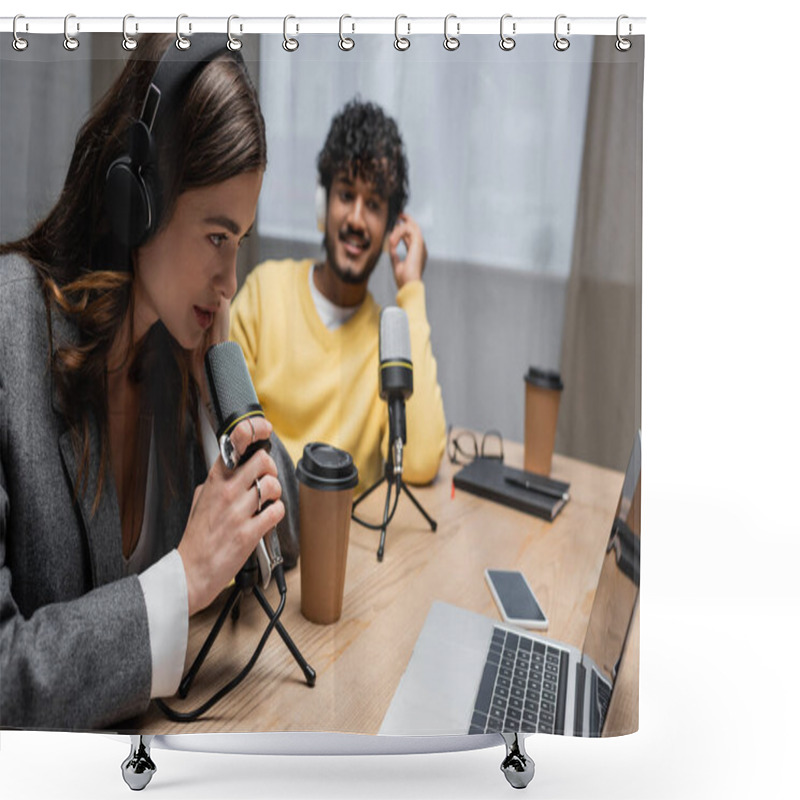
[447,425,504,465]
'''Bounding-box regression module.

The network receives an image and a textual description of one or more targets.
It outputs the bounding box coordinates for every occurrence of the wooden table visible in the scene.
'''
[136,444,638,736]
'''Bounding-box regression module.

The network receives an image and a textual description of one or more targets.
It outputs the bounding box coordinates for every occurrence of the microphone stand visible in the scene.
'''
[352,440,437,562]
[157,539,315,723]
[177,550,316,702]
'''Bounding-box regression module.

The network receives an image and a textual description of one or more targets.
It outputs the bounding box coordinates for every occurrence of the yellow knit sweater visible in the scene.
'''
[230,259,446,494]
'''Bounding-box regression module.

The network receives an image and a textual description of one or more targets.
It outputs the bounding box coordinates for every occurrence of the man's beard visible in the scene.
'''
[323,229,382,286]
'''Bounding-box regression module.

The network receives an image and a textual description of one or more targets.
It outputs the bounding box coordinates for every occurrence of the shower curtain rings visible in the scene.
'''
[63,14,79,51]
[499,14,516,51]
[616,15,632,51]
[443,14,460,51]
[122,15,137,51]
[553,14,570,51]
[12,15,28,51]
[283,15,299,52]
[176,14,191,50]
[339,15,355,51]
[394,15,410,51]
[227,15,242,51]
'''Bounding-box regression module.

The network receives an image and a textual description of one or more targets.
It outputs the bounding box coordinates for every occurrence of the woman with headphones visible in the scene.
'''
[0,34,295,729]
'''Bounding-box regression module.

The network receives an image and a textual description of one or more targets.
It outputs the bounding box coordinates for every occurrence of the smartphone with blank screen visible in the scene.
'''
[485,569,549,630]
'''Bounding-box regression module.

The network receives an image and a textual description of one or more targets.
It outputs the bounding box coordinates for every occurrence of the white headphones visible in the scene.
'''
[315,183,327,232]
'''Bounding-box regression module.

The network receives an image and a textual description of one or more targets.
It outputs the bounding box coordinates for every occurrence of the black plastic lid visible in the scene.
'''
[524,367,564,391]
[296,442,359,491]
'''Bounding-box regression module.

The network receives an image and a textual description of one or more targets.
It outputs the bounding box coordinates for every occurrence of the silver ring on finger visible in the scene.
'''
[254,476,263,514]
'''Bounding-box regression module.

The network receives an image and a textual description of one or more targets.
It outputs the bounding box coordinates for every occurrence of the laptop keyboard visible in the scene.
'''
[469,627,569,735]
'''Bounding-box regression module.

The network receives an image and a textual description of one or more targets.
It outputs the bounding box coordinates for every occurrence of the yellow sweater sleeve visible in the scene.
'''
[391,280,447,484]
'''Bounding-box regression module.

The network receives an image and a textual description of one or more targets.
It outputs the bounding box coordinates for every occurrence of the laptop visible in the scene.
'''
[380,431,641,737]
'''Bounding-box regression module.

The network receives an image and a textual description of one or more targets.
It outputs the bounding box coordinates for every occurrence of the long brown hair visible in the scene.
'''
[0,34,267,511]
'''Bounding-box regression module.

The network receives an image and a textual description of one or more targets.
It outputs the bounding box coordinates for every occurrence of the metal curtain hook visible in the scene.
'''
[616,14,632,51]
[227,15,242,51]
[283,15,299,52]
[12,15,28,51]
[553,14,570,51]
[500,14,516,51]
[339,14,355,51]
[176,14,191,50]
[122,14,137,51]
[394,14,410,51]
[63,13,79,51]
[444,14,460,51]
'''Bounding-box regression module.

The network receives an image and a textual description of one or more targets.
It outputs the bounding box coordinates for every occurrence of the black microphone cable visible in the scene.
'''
[351,473,402,530]
[155,565,287,723]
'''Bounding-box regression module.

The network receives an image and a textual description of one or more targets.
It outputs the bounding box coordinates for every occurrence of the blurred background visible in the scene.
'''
[1,32,641,470]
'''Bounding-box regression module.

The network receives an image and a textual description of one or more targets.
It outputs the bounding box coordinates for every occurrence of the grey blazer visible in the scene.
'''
[0,254,299,730]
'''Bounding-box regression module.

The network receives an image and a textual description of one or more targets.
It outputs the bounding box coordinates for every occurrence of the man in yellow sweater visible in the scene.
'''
[230,100,446,495]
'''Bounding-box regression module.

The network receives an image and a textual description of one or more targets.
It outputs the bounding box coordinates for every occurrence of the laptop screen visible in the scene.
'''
[580,431,641,689]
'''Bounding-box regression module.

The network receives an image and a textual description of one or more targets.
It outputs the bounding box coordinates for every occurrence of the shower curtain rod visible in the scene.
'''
[0,15,645,37]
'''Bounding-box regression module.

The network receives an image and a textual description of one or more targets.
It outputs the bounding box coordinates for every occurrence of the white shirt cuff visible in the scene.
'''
[138,549,189,699]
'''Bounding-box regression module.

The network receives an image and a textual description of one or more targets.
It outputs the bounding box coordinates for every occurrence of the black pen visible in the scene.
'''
[504,475,569,501]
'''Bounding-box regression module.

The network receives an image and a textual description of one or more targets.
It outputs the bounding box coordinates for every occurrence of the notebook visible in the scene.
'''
[380,431,641,737]
[452,458,570,521]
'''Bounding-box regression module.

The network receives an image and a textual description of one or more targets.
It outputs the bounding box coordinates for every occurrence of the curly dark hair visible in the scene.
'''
[317,99,409,232]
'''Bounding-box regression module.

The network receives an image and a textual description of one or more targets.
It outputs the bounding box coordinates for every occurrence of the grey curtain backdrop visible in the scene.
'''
[0,36,92,245]
[556,37,644,471]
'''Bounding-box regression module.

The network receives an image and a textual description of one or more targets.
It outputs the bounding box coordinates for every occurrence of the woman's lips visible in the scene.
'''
[194,306,214,330]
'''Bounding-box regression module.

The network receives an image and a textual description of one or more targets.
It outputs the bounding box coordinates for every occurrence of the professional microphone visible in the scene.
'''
[379,307,413,477]
[204,341,283,591]
[353,307,435,561]
[205,340,269,467]
[156,341,314,722]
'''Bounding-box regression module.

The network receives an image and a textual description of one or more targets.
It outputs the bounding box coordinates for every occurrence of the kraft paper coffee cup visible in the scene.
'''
[296,443,359,625]
[524,367,564,476]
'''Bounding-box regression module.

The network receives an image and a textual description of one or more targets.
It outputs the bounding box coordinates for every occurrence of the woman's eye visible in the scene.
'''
[209,233,228,248]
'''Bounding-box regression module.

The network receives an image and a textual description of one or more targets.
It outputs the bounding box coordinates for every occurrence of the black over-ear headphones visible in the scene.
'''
[104,35,244,250]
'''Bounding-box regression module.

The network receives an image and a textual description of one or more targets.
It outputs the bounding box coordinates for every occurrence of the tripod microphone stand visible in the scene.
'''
[352,441,437,562]
[156,539,315,723]
[178,550,316,700]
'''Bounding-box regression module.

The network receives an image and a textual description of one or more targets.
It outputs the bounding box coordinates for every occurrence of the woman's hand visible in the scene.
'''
[177,415,283,616]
